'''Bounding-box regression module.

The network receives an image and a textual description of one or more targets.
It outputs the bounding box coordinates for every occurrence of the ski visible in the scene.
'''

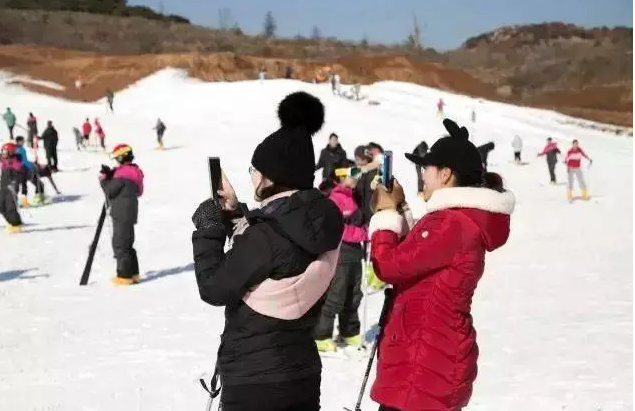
[79,202,107,285]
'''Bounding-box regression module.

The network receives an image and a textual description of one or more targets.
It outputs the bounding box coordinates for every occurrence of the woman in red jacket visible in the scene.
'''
[367,119,515,411]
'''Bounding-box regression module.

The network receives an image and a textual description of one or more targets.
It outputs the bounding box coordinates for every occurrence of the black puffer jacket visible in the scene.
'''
[100,164,144,224]
[40,126,58,146]
[193,189,344,386]
[316,144,347,179]
[354,168,378,226]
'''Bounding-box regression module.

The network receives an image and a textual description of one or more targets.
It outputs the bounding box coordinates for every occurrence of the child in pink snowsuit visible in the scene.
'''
[314,167,368,352]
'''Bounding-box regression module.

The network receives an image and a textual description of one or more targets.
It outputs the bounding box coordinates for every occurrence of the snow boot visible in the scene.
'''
[567,190,573,201]
[156,144,165,151]
[111,276,139,286]
[581,190,590,200]
[315,339,337,353]
[19,195,29,208]
[32,193,45,205]
[6,224,22,234]
[344,335,362,348]
[131,274,141,283]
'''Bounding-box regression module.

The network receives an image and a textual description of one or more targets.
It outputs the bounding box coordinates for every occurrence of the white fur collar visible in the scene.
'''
[426,187,516,215]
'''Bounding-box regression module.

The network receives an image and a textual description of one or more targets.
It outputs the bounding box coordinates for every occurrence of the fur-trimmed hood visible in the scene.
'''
[428,187,515,251]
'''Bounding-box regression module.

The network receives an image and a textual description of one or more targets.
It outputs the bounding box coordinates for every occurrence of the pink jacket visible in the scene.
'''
[242,191,341,320]
[113,164,144,197]
[329,185,367,243]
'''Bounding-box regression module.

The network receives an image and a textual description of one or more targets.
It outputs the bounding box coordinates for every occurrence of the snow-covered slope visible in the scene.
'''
[0,69,632,411]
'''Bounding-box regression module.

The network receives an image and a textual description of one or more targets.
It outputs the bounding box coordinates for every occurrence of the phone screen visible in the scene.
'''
[381,151,393,189]
[208,157,221,199]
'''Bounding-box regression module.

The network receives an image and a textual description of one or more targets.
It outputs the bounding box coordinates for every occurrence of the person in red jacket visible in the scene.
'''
[367,119,515,411]
[94,118,106,151]
[564,139,592,201]
[82,118,92,146]
[537,137,561,184]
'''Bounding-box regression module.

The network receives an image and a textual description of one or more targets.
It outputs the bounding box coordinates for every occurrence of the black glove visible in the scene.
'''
[100,164,114,180]
[192,198,226,233]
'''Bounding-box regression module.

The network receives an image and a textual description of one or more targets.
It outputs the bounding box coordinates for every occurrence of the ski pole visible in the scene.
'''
[361,241,369,348]
[200,364,222,411]
[79,202,107,285]
[345,287,393,411]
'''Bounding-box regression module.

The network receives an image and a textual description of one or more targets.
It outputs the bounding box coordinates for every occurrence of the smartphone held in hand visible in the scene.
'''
[380,151,393,190]
[208,157,222,199]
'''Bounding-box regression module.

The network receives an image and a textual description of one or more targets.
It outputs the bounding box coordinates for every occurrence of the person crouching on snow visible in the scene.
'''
[191,92,344,411]
[314,161,367,353]
[0,142,24,233]
[99,144,144,286]
[367,119,515,411]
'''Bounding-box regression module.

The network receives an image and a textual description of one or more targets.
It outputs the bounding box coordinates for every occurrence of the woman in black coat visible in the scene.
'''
[192,92,344,411]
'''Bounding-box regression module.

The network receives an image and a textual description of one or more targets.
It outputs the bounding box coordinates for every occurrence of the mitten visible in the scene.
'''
[192,198,226,234]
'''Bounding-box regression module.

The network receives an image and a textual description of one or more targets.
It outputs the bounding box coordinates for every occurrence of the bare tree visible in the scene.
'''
[218,8,232,30]
[263,11,277,38]
[408,13,424,50]
[311,25,321,40]
[360,34,369,49]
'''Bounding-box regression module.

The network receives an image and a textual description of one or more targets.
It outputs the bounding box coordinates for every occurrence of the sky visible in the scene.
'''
[130,0,633,50]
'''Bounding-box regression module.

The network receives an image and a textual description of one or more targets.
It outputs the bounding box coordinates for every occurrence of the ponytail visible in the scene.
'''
[483,172,505,192]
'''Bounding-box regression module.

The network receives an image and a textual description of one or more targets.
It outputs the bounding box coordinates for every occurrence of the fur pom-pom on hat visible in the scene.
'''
[277,91,325,135]
[251,91,325,190]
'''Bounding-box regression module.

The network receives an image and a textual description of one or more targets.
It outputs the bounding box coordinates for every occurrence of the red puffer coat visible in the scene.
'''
[367,187,515,411]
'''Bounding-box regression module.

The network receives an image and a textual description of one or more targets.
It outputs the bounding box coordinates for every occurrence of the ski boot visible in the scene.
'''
[344,334,362,348]
[32,193,45,206]
[6,224,22,234]
[19,195,30,208]
[581,190,590,201]
[131,274,141,283]
[111,276,138,286]
[156,144,165,151]
[567,190,573,202]
[315,338,337,353]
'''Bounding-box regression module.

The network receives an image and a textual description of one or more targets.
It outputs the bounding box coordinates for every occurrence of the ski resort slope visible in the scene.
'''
[0,69,632,411]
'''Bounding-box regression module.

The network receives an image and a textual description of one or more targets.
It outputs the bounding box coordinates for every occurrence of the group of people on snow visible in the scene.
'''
[190,91,516,411]
[2,86,596,411]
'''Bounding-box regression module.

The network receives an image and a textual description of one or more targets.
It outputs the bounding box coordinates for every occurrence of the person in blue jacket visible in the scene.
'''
[14,136,37,206]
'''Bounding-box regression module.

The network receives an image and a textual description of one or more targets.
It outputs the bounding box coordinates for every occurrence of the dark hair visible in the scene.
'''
[15,136,24,143]
[572,139,579,144]
[329,133,338,139]
[454,170,505,193]
[258,184,293,201]
[367,142,384,153]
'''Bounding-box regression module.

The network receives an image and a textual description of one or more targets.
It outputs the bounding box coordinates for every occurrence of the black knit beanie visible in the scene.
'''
[251,91,325,190]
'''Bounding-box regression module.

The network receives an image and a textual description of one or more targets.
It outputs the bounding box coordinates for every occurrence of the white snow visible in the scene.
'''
[0,70,632,411]
[0,71,66,91]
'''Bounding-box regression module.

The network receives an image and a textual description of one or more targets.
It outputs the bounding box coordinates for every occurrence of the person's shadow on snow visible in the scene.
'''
[141,263,194,283]
[0,269,49,282]
[22,224,91,234]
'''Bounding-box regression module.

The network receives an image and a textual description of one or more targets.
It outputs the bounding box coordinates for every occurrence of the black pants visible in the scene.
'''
[157,130,164,146]
[99,138,105,149]
[514,151,521,162]
[0,188,22,226]
[314,261,362,340]
[30,171,44,194]
[112,220,139,278]
[7,125,14,140]
[221,375,320,411]
[547,160,557,183]
[45,143,58,169]
[415,164,424,192]
[18,171,28,196]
